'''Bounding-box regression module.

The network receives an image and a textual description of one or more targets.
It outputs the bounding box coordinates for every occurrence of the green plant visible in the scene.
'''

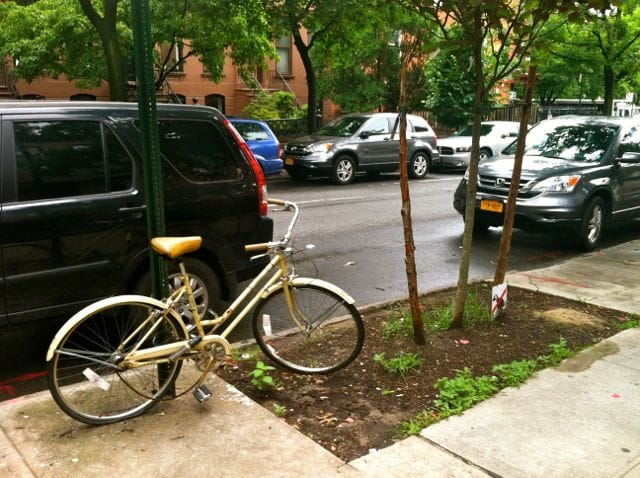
[273,403,287,417]
[434,368,499,416]
[373,352,422,378]
[462,289,492,327]
[381,307,413,340]
[493,359,539,387]
[380,388,395,396]
[617,315,640,330]
[250,360,278,392]
[541,338,573,366]
[395,338,583,439]
[396,410,439,437]
[422,305,452,332]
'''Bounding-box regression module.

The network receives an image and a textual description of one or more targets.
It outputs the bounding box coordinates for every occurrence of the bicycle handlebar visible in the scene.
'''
[244,198,299,254]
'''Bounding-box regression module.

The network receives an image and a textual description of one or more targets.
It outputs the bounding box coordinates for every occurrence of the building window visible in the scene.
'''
[159,41,185,74]
[276,35,292,76]
[205,94,225,114]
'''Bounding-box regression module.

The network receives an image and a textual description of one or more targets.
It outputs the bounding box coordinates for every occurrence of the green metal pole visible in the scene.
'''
[130,0,168,299]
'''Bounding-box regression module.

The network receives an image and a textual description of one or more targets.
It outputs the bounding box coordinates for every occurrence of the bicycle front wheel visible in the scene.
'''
[253,283,364,374]
[47,298,187,425]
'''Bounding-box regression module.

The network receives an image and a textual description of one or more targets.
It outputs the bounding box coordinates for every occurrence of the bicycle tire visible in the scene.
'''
[47,298,187,425]
[252,282,364,374]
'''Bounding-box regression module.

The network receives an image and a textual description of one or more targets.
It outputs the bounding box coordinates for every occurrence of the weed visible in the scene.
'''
[540,338,572,366]
[462,289,492,327]
[250,360,278,392]
[434,368,499,416]
[380,388,395,396]
[373,351,422,378]
[273,403,287,417]
[617,314,640,330]
[396,410,439,437]
[422,306,452,331]
[493,359,538,387]
[382,308,413,340]
[395,338,580,439]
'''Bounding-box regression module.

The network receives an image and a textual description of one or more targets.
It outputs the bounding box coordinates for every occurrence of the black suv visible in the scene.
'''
[453,116,640,250]
[0,101,272,328]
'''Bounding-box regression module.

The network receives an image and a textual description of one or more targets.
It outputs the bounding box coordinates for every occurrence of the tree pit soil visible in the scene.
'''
[217,283,630,462]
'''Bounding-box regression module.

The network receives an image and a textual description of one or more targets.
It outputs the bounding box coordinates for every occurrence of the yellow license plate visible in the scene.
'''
[480,199,504,213]
[285,157,295,165]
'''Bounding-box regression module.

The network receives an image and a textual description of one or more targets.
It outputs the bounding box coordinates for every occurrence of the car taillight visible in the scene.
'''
[224,119,268,216]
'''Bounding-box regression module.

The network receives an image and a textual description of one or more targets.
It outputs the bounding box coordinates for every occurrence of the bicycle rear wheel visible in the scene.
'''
[47,298,187,425]
[252,283,364,374]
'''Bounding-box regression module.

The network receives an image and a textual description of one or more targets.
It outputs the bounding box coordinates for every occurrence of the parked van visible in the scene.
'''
[0,102,273,327]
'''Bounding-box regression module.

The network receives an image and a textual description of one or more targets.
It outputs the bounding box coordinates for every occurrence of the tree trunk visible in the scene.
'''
[493,65,537,286]
[292,29,317,133]
[398,45,425,346]
[79,0,127,101]
[603,63,615,116]
[450,27,485,329]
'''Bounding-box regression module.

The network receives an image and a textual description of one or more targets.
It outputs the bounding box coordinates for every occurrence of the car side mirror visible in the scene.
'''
[359,131,371,139]
[619,151,640,163]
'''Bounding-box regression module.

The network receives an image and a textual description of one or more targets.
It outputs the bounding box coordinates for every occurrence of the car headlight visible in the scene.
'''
[530,175,581,193]
[306,143,333,153]
[455,146,471,153]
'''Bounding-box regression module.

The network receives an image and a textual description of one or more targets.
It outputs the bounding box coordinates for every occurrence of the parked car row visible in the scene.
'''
[4,101,639,332]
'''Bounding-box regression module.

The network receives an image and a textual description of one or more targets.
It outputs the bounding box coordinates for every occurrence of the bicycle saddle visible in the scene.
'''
[151,236,202,259]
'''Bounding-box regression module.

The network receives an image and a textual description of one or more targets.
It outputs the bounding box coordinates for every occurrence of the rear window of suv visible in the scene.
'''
[156,120,242,182]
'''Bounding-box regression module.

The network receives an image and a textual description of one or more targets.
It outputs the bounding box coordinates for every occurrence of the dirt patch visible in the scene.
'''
[217,283,629,462]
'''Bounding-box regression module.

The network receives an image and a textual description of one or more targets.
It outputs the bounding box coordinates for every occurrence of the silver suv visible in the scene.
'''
[283,112,439,185]
[453,115,640,250]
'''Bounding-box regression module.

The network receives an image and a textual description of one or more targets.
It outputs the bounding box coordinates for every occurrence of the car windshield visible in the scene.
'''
[316,116,367,137]
[503,122,618,162]
[455,124,493,137]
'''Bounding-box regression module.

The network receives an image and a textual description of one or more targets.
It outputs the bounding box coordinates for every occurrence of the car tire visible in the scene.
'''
[479,148,492,161]
[409,152,430,179]
[576,196,605,251]
[331,155,356,185]
[135,257,222,324]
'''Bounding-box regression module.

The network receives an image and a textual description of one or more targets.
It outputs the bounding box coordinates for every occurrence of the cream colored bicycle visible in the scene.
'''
[46,199,364,425]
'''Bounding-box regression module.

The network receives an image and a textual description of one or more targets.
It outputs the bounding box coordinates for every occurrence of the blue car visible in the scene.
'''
[230,118,283,176]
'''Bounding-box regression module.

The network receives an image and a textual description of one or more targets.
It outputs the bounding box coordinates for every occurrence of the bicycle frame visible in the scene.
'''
[121,244,301,367]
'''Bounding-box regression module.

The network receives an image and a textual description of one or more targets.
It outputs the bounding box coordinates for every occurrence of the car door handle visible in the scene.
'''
[118,205,146,217]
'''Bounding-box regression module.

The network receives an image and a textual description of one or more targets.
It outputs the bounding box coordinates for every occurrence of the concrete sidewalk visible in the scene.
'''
[2,240,640,477]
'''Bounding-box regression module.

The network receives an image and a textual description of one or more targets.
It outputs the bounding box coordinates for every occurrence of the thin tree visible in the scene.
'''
[397,0,617,328]
[493,65,537,287]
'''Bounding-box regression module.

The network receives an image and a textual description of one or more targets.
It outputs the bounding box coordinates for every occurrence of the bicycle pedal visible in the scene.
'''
[193,384,213,403]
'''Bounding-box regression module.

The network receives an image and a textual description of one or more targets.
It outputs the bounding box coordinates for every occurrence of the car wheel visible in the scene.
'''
[135,257,222,325]
[331,155,356,185]
[479,148,492,161]
[576,196,605,251]
[409,152,430,179]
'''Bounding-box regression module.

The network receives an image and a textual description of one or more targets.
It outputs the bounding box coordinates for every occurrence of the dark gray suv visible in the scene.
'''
[453,116,640,250]
[0,101,272,328]
[283,112,439,185]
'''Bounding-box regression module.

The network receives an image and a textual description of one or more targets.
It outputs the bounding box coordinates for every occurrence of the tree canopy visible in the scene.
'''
[0,0,273,100]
